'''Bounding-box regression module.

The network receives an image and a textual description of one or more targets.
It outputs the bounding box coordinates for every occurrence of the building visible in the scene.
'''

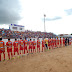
[9,24,25,32]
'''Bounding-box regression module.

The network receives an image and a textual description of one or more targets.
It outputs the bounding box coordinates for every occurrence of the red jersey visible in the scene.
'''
[52,39,53,45]
[57,39,59,44]
[23,40,28,46]
[63,38,65,43]
[29,41,33,46]
[0,41,5,50]
[19,40,24,48]
[42,40,45,46]
[60,38,62,43]
[13,41,19,48]
[37,40,40,45]
[54,39,56,43]
[32,41,36,46]
[6,41,12,49]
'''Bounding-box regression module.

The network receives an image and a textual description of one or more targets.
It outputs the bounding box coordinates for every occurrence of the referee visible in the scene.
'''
[44,38,48,50]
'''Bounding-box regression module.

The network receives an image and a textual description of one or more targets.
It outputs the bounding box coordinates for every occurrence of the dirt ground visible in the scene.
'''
[0,45,72,72]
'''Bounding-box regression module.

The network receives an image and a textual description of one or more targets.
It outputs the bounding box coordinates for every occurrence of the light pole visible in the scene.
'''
[44,14,46,32]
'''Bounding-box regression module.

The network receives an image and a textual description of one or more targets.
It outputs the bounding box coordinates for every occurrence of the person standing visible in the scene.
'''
[63,37,65,47]
[29,39,33,54]
[32,39,36,53]
[23,37,28,55]
[0,36,5,61]
[6,38,13,60]
[37,38,40,53]
[13,38,19,57]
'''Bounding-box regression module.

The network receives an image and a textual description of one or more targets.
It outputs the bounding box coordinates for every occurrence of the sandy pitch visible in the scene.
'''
[0,45,72,72]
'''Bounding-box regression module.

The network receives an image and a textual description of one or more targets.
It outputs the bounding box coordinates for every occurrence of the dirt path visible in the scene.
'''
[0,45,72,72]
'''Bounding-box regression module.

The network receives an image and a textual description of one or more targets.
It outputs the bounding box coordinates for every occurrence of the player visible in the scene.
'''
[54,37,57,48]
[37,38,40,53]
[19,38,24,55]
[63,37,65,46]
[32,39,36,53]
[60,37,62,48]
[42,38,45,52]
[57,37,59,48]
[51,37,54,49]
[29,39,33,54]
[23,37,28,55]
[0,36,5,61]
[6,38,13,60]
[13,38,19,57]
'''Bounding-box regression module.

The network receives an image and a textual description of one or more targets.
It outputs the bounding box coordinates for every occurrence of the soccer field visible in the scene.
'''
[0,45,72,72]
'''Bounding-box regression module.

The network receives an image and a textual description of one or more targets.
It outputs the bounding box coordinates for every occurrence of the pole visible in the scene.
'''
[44,14,46,32]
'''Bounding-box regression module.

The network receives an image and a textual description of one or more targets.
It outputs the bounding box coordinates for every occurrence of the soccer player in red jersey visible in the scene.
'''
[42,38,45,52]
[51,37,54,49]
[13,38,19,56]
[37,38,40,52]
[6,38,13,60]
[0,37,5,61]
[57,38,59,48]
[19,38,24,55]
[60,37,62,47]
[63,37,65,46]
[29,39,33,54]
[23,37,28,55]
[54,38,57,48]
[32,39,36,53]
[50,37,52,49]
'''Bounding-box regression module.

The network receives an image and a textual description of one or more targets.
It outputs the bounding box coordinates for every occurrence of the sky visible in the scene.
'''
[0,0,72,35]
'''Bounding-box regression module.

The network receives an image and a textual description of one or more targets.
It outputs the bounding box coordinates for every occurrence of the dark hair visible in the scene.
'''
[20,38,22,39]
[0,38,2,41]
[30,39,31,40]
[8,38,10,41]
[15,38,17,41]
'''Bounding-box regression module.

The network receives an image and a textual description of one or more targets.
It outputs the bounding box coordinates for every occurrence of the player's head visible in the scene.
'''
[15,38,17,41]
[25,37,26,40]
[37,38,39,40]
[60,37,61,38]
[8,38,10,41]
[0,36,2,41]
[30,39,31,41]
[33,39,35,41]
[20,38,22,40]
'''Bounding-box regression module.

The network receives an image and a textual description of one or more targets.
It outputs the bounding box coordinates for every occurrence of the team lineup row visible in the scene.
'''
[0,37,71,61]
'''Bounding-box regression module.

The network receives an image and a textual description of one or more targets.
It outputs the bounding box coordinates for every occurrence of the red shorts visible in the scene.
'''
[37,45,40,48]
[48,44,50,46]
[0,49,5,53]
[20,47,24,50]
[55,43,56,45]
[63,42,65,44]
[7,48,12,53]
[33,46,36,49]
[60,42,62,45]
[14,48,18,52]
[29,46,32,49]
[42,45,44,47]
[57,43,59,45]
[24,46,27,50]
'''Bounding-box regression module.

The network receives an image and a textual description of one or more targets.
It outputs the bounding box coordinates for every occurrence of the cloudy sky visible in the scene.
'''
[0,0,72,35]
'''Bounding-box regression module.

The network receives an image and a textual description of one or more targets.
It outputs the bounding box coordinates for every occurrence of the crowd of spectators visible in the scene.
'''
[0,28,57,39]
